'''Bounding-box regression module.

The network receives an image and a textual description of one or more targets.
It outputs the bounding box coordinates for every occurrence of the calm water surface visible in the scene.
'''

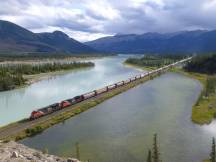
[21,73,215,162]
[0,55,141,126]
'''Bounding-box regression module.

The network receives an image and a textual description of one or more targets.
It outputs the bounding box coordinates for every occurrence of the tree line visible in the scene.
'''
[125,55,186,68]
[0,62,94,91]
[184,54,216,74]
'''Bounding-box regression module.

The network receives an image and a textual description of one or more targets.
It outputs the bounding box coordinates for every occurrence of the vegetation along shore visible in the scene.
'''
[0,61,94,92]
[183,54,216,125]
[124,55,186,70]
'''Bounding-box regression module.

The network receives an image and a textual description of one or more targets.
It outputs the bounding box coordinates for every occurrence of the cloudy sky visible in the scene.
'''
[0,0,216,42]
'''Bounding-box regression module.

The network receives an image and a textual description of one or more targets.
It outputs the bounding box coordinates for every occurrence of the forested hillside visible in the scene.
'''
[86,31,216,54]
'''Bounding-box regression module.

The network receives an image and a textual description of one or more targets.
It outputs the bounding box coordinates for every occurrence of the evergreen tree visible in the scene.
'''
[147,149,152,162]
[76,142,80,160]
[152,134,160,162]
[210,137,216,162]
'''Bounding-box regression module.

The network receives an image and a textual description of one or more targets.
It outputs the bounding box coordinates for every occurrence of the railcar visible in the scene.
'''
[96,87,108,95]
[83,91,97,100]
[50,103,60,111]
[135,75,141,79]
[74,95,84,103]
[116,81,124,87]
[124,79,131,84]
[107,84,117,90]
[130,77,136,82]
[66,98,77,105]
[39,106,53,114]
[30,111,45,120]
[60,100,71,108]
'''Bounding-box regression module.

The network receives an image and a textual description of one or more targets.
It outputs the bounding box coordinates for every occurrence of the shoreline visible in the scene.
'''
[123,62,158,71]
[170,68,216,125]
[0,66,94,92]
[24,66,94,85]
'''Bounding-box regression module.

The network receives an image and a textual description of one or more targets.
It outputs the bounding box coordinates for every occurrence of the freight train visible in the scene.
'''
[29,72,151,120]
[30,58,191,120]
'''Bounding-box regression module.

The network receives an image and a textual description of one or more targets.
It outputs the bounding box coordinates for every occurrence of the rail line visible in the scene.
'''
[0,57,192,140]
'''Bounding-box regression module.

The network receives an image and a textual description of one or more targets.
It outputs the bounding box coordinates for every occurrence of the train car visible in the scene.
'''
[50,103,60,111]
[37,106,53,115]
[74,95,84,103]
[141,73,148,78]
[96,87,108,95]
[135,75,141,79]
[116,81,124,87]
[66,98,78,105]
[107,84,117,90]
[130,77,136,82]
[124,79,131,84]
[30,111,45,120]
[60,100,71,108]
[83,91,97,100]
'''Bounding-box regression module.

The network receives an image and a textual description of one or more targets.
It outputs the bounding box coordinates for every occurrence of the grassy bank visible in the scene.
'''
[1,72,162,141]
[171,68,216,125]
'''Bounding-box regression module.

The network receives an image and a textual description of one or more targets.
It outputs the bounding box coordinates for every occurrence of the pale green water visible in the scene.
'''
[20,73,214,162]
[0,55,141,126]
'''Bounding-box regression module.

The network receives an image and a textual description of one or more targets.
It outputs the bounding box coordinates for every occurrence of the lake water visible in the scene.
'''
[21,72,215,162]
[0,55,141,126]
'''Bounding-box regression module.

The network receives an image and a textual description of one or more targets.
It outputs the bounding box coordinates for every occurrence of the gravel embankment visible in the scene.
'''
[0,141,80,162]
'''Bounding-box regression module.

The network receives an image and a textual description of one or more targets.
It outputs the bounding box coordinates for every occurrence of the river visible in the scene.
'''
[20,71,216,162]
[2,55,215,161]
[0,55,141,126]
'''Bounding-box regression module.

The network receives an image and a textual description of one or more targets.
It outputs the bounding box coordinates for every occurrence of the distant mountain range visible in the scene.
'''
[1,20,216,55]
[0,20,96,54]
[85,30,216,54]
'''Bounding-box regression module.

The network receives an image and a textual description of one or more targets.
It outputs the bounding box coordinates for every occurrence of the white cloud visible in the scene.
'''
[32,26,112,42]
[0,0,216,41]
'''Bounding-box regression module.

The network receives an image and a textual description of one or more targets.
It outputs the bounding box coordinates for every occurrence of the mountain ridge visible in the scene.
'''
[0,20,97,54]
[85,30,216,54]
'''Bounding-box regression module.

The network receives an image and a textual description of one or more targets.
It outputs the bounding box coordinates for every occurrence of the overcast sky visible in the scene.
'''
[1,0,216,42]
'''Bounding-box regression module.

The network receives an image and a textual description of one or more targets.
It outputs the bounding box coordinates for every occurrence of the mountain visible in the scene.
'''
[85,30,216,54]
[0,20,96,54]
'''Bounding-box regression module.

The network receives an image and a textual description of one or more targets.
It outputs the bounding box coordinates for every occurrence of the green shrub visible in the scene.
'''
[25,125,43,136]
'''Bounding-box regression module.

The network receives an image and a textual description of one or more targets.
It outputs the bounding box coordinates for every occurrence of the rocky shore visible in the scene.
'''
[0,141,80,162]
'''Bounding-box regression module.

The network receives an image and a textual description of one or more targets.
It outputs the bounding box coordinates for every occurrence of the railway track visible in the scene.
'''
[0,57,192,140]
